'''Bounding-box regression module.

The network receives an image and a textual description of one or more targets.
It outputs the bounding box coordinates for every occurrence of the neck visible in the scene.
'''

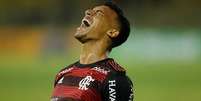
[79,40,109,64]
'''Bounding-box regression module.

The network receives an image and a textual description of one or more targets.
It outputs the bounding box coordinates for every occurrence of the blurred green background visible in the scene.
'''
[0,0,201,101]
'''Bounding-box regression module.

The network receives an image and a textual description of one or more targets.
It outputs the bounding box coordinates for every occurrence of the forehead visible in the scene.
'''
[93,5,117,16]
[93,5,109,10]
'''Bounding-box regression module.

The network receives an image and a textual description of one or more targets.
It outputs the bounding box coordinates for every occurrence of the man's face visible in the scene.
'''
[74,5,119,43]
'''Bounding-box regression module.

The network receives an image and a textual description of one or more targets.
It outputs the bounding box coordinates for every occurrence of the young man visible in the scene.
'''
[51,2,134,101]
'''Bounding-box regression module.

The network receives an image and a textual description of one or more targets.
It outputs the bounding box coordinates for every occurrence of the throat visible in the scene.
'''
[79,42,109,65]
[80,53,108,64]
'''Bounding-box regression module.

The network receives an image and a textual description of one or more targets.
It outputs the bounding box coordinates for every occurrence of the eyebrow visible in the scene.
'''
[92,7,104,14]
[96,9,104,14]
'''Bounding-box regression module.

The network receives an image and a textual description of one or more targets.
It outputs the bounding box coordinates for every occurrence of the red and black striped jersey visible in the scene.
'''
[51,58,134,101]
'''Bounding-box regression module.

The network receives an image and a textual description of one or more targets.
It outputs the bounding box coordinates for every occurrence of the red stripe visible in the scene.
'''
[52,85,101,101]
[66,67,91,77]
[90,70,107,82]
[52,85,82,99]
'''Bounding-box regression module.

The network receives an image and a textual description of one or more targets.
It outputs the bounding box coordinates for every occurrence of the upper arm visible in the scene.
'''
[101,74,134,101]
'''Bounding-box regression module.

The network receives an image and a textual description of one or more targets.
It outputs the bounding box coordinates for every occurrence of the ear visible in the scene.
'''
[106,29,120,38]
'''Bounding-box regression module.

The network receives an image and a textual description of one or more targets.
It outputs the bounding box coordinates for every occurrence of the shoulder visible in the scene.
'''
[99,58,131,84]
[103,58,133,91]
[105,68,133,88]
[53,61,78,86]
[100,59,134,101]
[106,59,126,73]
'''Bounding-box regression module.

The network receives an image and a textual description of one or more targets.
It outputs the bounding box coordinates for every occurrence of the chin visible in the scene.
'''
[74,32,88,43]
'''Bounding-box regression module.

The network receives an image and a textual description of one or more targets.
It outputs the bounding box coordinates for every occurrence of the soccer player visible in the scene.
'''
[51,2,134,101]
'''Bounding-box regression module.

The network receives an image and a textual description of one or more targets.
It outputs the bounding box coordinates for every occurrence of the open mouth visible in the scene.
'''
[81,16,93,28]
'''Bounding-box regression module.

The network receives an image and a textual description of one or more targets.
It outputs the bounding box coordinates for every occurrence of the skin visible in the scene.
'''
[74,5,120,64]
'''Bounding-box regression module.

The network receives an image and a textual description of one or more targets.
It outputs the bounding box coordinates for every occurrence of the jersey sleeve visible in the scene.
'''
[101,73,134,101]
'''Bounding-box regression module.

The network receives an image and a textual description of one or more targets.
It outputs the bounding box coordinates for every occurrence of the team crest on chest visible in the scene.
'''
[78,76,95,90]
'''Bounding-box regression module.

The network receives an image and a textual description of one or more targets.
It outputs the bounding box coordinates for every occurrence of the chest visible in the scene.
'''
[52,67,110,101]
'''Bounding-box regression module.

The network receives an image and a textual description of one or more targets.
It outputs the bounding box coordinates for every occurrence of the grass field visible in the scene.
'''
[0,54,201,101]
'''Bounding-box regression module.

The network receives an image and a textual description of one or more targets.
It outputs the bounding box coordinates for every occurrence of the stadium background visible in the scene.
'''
[0,0,201,101]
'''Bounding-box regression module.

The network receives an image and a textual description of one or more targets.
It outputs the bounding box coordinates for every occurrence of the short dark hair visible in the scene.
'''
[104,2,130,48]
